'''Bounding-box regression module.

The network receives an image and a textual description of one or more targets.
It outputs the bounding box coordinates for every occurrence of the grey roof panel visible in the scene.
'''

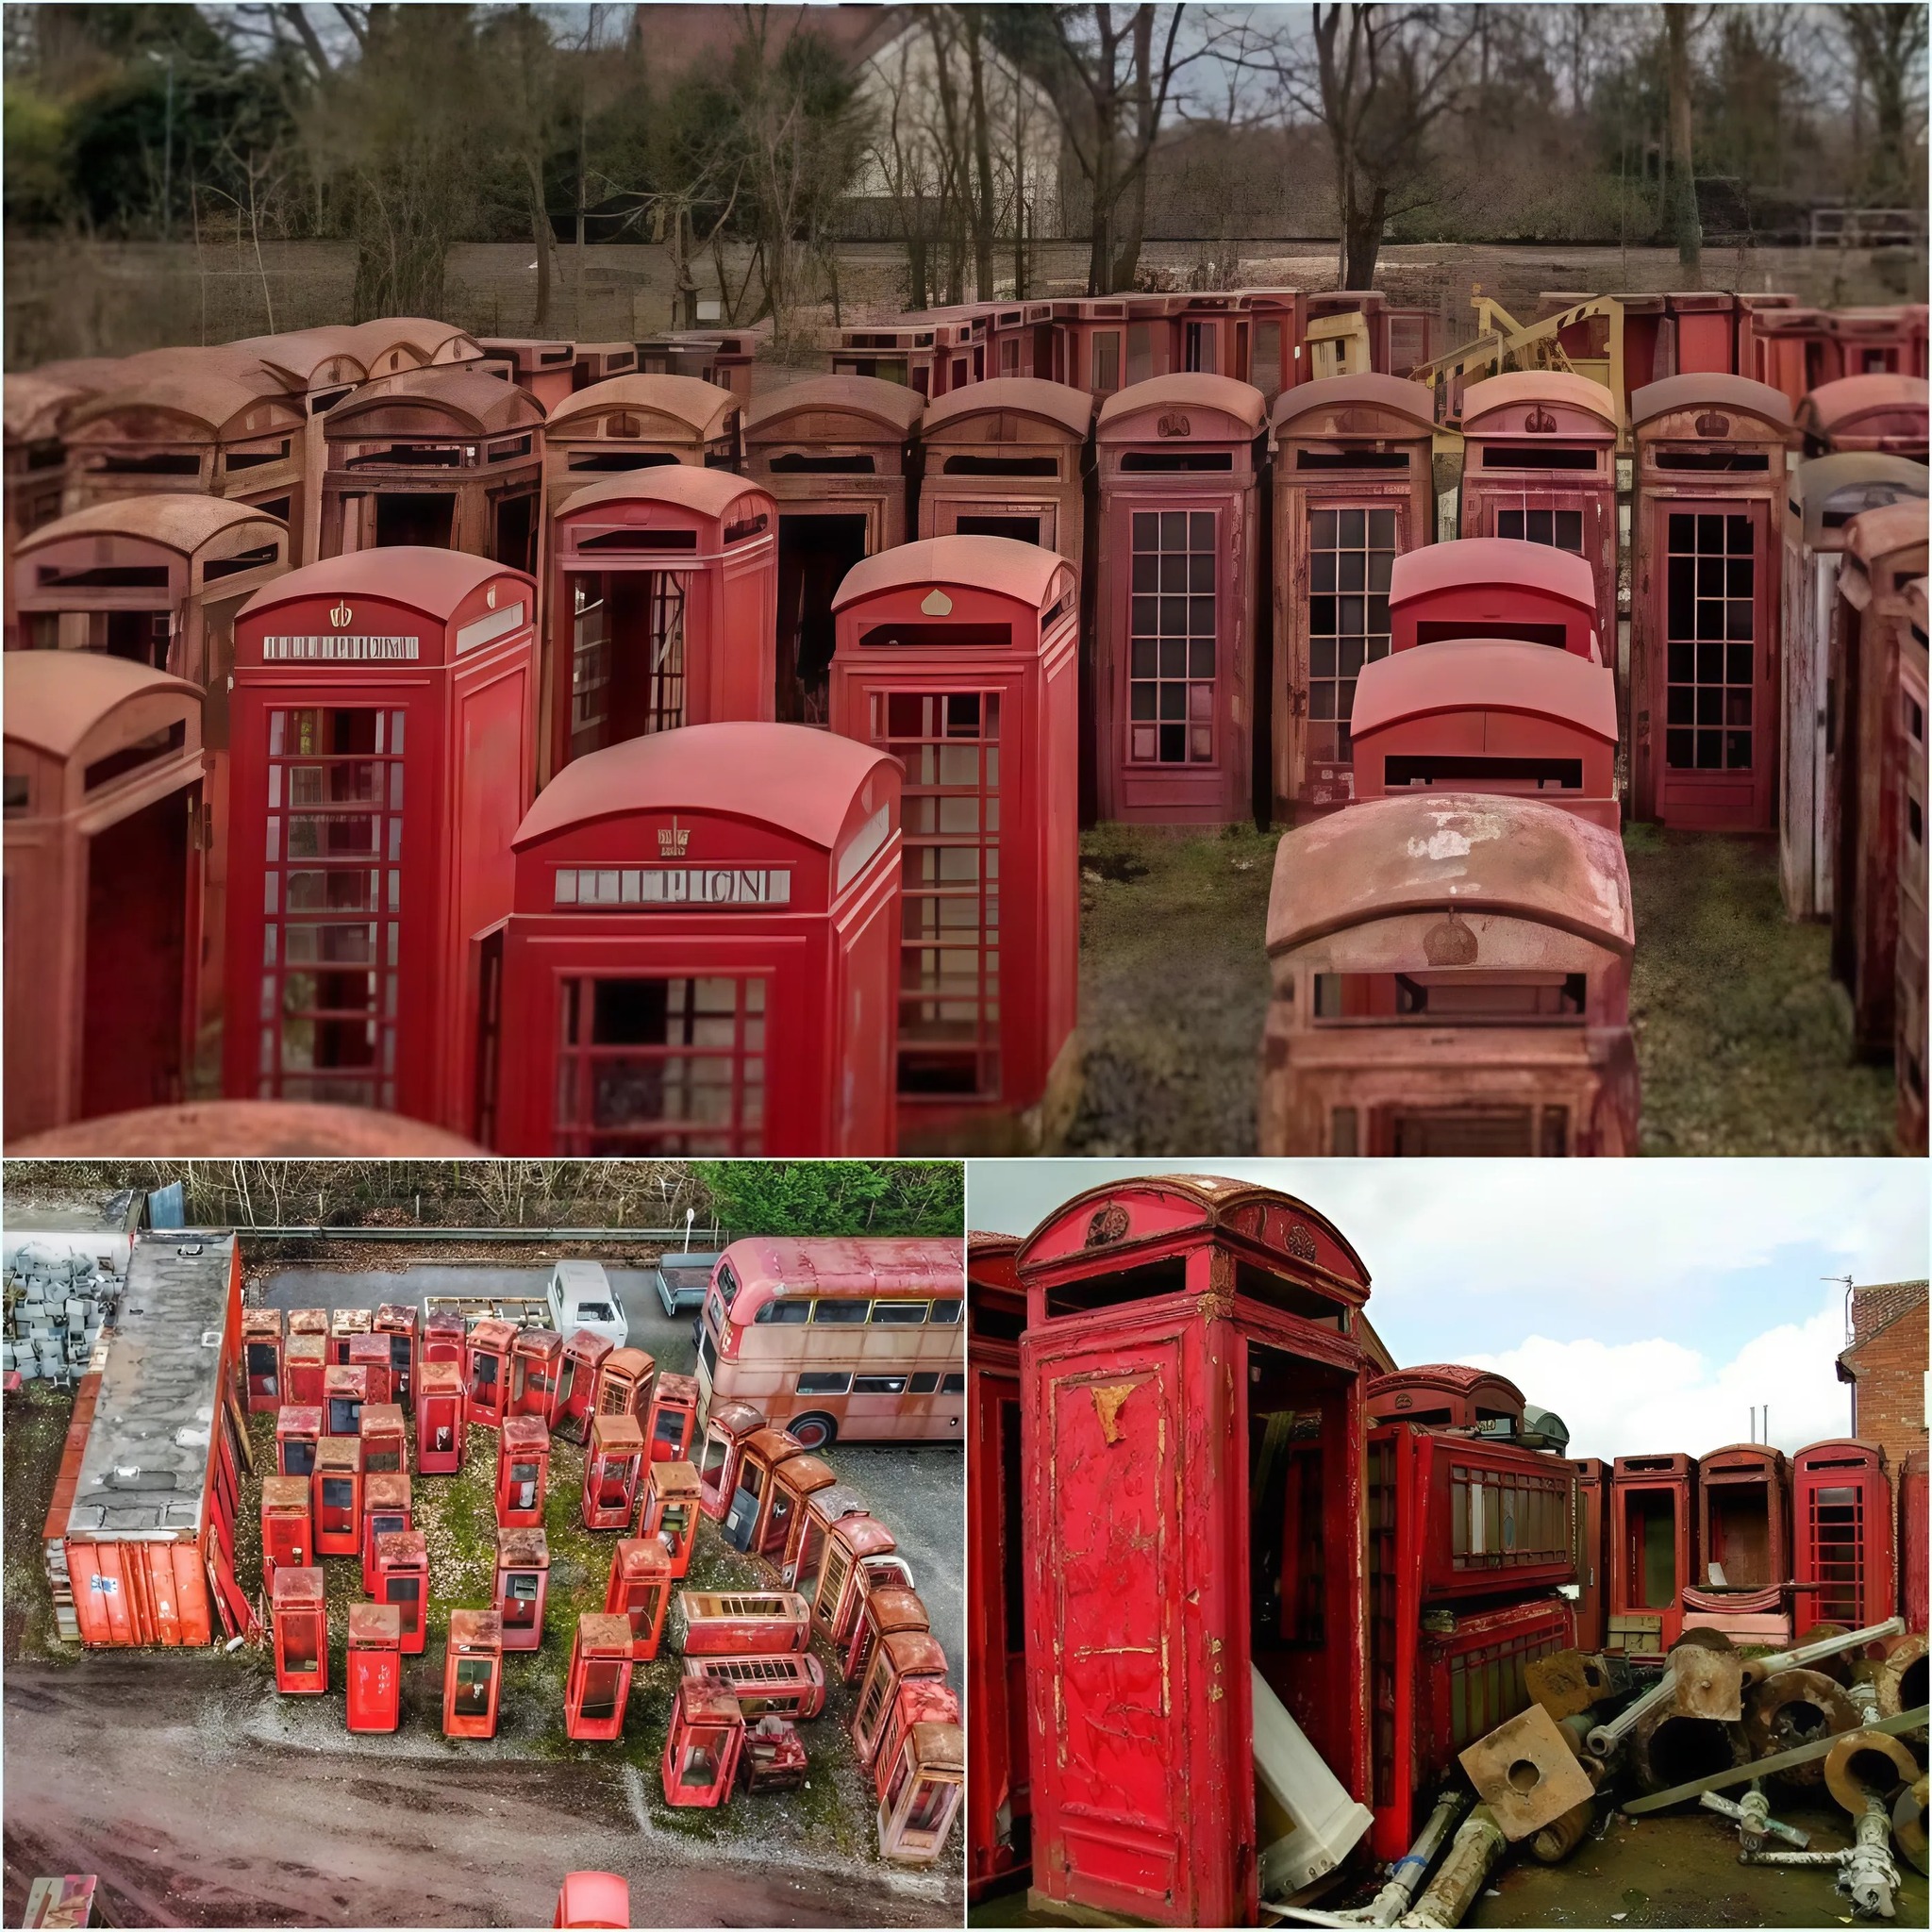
[69,1233,234,1541]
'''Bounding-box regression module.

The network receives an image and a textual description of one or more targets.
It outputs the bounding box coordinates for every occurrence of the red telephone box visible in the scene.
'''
[565,1613,635,1741]
[1629,374,1792,831]
[542,375,743,524]
[374,1303,417,1406]
[873,1678,963,1803]
[661,1678,745,1809]
[1826,308,1928,382]
[423,1307,466,1369]
[758,1453,837,1578]
[605,1537,674,1659]
[347,1331,391,1404]
[346,1601,402,1734]
[1259,794,1639,1157]
[595,1347,656,1425]
[272,1565,327,1693]
[243,1308,285,1410]
[1456,374,1618,653]
[1741,301,1832,408]
[1693,1443,1790,1597]
[1270,375,1440,819]
[509,1328,562,1420]
[781,1481,869,1594]
[476,336,579,410]
[358,1402,406,1476]
[442,1608,504,1740]
[810,1516,908,1648]
[494,1526,550,1652]
[467,1317,516,1430]
[276,1404,322,1476]
[1666,291,1737,375]
[674,1590,813,1656]
[646,1373,700,1465]
[375,1527,428,1655]
[555,1330,612,1443]
[1364,1364,1525,1429]
[916,377,1093,570]
[582,1413,646,1530]
[830,536,1078,1144]
[744,375,924,726]
[496,1414,550,1527]
[1901,579,1928,1155]
[1389,538,1602,660]
[259,1474,312,1586]
[1349,640,1621,830]
[290,1307,329,1341]
[360,1472,412,1594]
[546,467,777,778]
[330,1306,371,1366]
[1792,1440,1897,1626]
[697,1399,768,1521]
[877,1721,967,1866]
[323,1364,368,1438]
[641,1459,702,1578]
[3,654,205,1141]
[967,1229,1027,1902]
[1798,375,1929,459]
[1018,1174,1374,1928]
[312,1434,363,1557]
[852,1629,950,1771]
[1831,501,1928,1061]
[491,722,904,1155]
[416,1359,468,1474]
[686,1652,829,1721]
[1572,1456,1610,1653]
[1778,453,1927,922]
[1608,1452,1695,1658]
[1091,375,1264,826]
[722,1425,807,1553]
[554,1874,628,1931]
[842,1584,931,1687]
[224,549,538,1134]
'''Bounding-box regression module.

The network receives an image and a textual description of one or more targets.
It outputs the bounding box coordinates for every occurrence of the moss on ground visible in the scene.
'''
[3,1382,77,1663]
[1059,821,1899,1157]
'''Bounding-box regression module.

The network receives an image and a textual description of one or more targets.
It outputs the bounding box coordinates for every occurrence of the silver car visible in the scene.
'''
[545,1258,626,1351]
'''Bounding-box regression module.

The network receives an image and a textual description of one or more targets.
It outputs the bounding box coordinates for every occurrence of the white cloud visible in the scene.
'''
[1463,1289,1856,1461]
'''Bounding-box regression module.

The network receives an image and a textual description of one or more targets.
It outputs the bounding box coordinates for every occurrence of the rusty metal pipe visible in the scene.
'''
[1270,1790,1469,1927]
[1739,1799,1900,1919]
[1740,1617,1906,1688]
[1399,1806,1506,1930]
[1699,1785,1809,1851]
[1585,1668,1677,1759]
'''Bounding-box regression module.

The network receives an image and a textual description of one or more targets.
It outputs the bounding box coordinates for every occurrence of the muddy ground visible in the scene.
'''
[6,234,1924,373]
[2,1250,964,1927]
[1056,824,1898,1158]
[967,1789,1931,1929]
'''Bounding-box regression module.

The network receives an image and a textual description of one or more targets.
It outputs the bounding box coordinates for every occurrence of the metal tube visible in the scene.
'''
[1400,1807,1507,1930]
[1268,1790,1468,1927]
[1699,1786,1809,1850]
[1586,1667,1676,1758]
[1745,1618,1907,1684]
[1842,1795,1900,1919]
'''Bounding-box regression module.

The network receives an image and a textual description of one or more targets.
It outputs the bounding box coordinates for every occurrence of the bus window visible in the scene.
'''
[930,1298,962,1324]
[813,1302,870,1325]
[799,1372,852,1395]
[717,1265,741,1307]
[872,1303,928,1325]
[755,1300,812,1324]
[909,1373,941,1394]
[941,1374,964,1394]
[854,1375,909,1395]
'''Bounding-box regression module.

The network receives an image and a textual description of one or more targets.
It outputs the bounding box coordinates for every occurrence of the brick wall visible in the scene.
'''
[1841,1281,1929,1470]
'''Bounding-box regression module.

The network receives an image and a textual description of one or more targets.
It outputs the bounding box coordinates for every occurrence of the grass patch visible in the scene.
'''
[3,1382,79,1664]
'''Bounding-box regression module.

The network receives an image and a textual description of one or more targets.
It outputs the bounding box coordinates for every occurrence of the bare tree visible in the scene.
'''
[1836,3,1928,206]
[1253,5,1479,290]
[1662,5,1705,281]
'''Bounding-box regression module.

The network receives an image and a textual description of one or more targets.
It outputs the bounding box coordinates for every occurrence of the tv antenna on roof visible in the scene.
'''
[1824,1274,1855,1347]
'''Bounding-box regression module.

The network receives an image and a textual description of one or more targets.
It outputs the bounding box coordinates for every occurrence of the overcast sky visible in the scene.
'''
[968,1159,1928,1463]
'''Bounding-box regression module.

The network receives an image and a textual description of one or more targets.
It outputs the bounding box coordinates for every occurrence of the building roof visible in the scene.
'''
[326,367,545,435]
[921,376,1094,438]
[1266,792,1635,957]
[514,721,895,853]
[1843,1279,1929,1357]
[722,1237,962,1295]
[547,374,740,441]
[746,374,925,437]
[1270,373,1439,437]
[1097,371,1267,433]
[16,494,285,558]
[1390,537,1599,617]
[558,466,773,523]
[1630,372,1794,429]
[831,533,1064,611]
[237,546,525,626]
[1352,640,1618,743]
[66,1233,235,1538]
[4,651,199,759]
[1458,370,1617,428]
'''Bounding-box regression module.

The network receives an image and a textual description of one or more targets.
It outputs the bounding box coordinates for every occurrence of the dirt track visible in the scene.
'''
[3,1656,956,1928]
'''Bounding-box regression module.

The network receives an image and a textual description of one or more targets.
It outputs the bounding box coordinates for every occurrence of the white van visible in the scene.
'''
[545,1259,627,1350]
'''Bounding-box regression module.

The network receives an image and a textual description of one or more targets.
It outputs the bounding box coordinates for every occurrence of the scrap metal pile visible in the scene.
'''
[2,1243,115,1387]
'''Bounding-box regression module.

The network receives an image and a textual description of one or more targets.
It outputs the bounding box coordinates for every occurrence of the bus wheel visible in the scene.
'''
[789,1412,837,1451]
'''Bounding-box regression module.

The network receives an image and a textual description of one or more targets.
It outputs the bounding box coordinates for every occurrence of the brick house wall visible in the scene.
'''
[1836,1278,1929,1468]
